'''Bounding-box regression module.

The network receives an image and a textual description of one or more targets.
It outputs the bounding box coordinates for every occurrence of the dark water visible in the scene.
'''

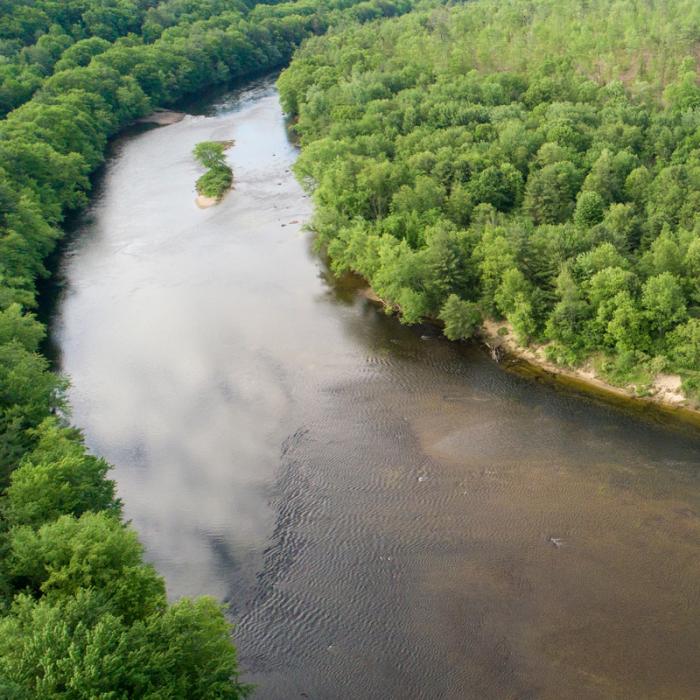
[50,77,700,699]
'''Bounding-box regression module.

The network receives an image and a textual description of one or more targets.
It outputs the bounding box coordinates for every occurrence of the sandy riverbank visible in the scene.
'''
[195,194,219,208]
[358,286,700,424]
[138,109,186,126]
[480,318,700,421]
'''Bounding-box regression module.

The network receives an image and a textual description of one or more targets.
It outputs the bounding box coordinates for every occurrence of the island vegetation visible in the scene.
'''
[0,0,413,695]
[194,140,234,204]
[279,0,700,403]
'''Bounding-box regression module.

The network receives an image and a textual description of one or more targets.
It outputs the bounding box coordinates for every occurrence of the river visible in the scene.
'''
[49,76,700,699]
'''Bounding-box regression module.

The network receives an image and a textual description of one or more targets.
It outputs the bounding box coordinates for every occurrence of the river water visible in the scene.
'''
[50,77,700,699]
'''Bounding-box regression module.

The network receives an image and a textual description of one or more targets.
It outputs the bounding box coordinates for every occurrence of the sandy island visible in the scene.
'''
[194,140,235,208]
[358,286,700,424]
[479,319,698,414]
[195,194,219,208]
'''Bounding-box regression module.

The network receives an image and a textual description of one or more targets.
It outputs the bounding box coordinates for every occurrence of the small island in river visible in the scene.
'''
[193,140,234,208]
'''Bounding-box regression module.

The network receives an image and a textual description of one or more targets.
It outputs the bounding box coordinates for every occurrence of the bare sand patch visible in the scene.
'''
[138,109,186,126]
[195,194,218,208]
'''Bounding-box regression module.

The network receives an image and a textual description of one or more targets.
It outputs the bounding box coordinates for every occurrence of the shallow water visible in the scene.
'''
[50,77,700,699]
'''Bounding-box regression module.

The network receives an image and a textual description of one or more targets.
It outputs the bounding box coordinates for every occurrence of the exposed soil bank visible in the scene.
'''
[138,109,186,125]
[480,318,700,426]
[359,286,700,426]
[195,194,219,208]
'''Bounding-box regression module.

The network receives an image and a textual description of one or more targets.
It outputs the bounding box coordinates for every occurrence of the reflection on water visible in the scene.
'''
[51,77,700,699]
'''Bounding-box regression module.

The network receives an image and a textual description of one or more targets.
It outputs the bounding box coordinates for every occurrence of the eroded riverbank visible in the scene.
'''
[481,319,700,422]
[50,77,700,699]
[360,284,700,426]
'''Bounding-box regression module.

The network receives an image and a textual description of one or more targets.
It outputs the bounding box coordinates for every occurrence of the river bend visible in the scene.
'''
[50,77,700,700]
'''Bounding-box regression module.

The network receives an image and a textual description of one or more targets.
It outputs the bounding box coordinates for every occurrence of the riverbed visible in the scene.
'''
[49,77,700,699]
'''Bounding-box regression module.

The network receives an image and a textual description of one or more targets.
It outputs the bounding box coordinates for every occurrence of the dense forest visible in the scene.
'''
[279,0,700,400]
[0,0,412,695]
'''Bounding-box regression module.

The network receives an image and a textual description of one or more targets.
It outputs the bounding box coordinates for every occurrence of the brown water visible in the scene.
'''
[50,77,700,700]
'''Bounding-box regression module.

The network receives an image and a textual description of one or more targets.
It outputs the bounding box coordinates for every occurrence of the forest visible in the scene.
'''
[279,0,700,399]
[0,0,411,696]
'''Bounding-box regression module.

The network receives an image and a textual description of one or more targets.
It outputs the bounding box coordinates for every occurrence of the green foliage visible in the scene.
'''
[0,303,44,351]
[0,2,151,117]
[193,141,227,170]
[280,0,700,393]
[574,191,605,227]
[4,418,122,528]
[0,342,66,484]
[194,141,234,199]
[196,168,234,199]
[525,162,580,224]
[641,272,687,338]
[669,319,700,370]
[6,512,166,621]
[439,294,481,341]
[664,63,700,111]
[0,592,250,699]
[596,349,655,391]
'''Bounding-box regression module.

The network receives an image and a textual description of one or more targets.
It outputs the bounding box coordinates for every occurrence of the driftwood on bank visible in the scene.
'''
[484,340,506,363]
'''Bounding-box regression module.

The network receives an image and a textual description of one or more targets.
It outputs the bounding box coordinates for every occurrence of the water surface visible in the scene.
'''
[51,77,700,700]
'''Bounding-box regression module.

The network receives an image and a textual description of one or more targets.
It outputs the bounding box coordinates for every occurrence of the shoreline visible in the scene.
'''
[137,109,186,126]
[195,194,219,208]
[357,287,700,427]
[479,319,700,426]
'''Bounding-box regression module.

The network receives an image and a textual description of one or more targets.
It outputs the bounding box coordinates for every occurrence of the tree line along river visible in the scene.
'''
[47,77,700,699]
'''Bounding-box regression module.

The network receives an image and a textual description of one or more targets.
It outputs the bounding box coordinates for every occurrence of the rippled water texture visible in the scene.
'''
[50,78,700,699]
